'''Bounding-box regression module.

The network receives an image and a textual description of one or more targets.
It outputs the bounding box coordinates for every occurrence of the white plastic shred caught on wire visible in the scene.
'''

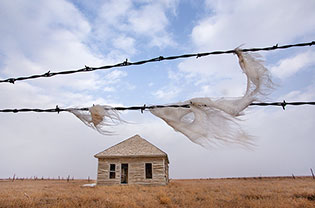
[150,49,274,147]
[69,49,273,147]
[70,105,123,135]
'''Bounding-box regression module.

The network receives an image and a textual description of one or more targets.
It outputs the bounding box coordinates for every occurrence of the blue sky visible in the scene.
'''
[0,0,314,179]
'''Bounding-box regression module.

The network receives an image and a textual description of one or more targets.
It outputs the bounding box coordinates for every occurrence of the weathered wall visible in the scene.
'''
[97,157,168,185]
[165,158,169,183]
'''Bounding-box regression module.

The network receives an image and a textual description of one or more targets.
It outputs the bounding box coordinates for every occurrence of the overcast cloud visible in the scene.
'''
[0,0,314,179]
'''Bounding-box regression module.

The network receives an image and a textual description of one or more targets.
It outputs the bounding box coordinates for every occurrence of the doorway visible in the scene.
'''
[121,163,128,184]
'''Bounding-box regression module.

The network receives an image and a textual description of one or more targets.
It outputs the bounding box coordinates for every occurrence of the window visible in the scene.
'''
[109,164,115,179]
[145,163,152,179]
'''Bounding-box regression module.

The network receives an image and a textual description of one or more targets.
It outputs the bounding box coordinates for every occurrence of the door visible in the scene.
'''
[121,163,128,184]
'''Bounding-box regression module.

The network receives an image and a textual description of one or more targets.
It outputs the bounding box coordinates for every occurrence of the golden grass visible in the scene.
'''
[0,177,314,208]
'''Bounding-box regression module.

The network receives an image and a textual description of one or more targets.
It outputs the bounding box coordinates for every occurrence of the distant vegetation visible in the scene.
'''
[0,177,314,207]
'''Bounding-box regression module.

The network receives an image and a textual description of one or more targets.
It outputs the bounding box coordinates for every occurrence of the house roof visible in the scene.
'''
[94,135,169,163]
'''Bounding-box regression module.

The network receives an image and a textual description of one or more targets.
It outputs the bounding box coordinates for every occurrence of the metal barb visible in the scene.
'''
[141,104,146,114]
[122,59,129,66]
[44,71,51,77]
[9,79,16,84]
[281,100,286,110]
[84,65,91,71]
[56,105,60,114]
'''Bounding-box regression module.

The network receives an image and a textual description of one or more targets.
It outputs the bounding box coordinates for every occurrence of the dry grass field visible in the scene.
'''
[0,177,314,208]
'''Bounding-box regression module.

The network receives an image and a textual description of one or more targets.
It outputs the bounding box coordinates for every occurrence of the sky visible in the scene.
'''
[0,0,314,179]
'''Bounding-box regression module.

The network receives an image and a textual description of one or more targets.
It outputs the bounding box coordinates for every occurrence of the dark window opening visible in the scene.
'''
[109,164,115,179]
[145,163,152,179]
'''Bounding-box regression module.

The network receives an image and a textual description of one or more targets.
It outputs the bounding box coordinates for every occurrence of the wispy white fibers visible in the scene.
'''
[69,50,273,145]
[70,105,123,135]
[150,50,273,147]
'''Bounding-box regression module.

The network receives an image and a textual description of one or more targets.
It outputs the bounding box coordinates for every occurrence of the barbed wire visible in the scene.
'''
[1,41,314,84]
[0,101,314,113]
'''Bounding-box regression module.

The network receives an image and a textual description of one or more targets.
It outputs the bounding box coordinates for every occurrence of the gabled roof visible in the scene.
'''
[94,135,169,162]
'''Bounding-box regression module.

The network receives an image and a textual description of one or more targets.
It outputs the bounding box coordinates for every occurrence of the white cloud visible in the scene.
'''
[147,1,315,179]
[193,79,246,98]
[0,0,91,57]
[197,0,315,50]
[174,0,315,99]
[129,4,168,34]
[104,70,127,84]
[97,0,132,25]
[0,0,133,111]
[0,82,53,108]
[279,83,315,101]
[1,0,314,180]
[1,52,44,77]
[103,86,116,92]
[153,87,181,101]
[92,0,178,49]
[112,35,136,54]
[0,0,115,95]
[270,50,315,79]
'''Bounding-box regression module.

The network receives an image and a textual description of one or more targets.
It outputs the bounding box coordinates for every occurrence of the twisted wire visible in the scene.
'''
[1,41,314,84]
[0,101,314,113]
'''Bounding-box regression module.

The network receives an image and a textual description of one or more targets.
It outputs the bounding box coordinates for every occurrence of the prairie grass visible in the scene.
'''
[0,177,314,207]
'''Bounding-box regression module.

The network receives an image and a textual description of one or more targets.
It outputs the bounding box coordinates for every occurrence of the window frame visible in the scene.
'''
[109,164,116,179]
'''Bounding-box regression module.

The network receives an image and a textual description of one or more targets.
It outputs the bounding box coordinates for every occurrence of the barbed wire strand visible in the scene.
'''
[0,101,314,113]
[1,41,314,84]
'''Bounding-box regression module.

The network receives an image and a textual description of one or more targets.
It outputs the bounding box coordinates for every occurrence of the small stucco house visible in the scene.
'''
[94,135,169,185]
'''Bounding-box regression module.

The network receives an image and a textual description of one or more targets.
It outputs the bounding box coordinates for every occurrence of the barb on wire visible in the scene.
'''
[0,101,314,113]
[0,41,314,84]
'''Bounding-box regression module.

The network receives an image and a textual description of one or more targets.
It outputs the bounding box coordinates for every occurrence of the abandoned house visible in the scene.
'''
[94,134,169,185]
